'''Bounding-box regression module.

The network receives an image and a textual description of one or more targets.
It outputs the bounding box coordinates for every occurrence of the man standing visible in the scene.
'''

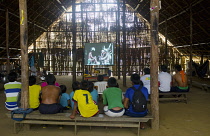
[39,74,63,114]
[171,65,189,92]
[158,65,172,92]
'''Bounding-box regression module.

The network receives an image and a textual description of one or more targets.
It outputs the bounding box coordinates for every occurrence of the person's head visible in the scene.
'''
[160,65,168,72]
[80,80,89,90]
[88,81,94,92]
[45,74,56,85]
[130,73,140,85]
[8,72,17,82]
[72,81,80,91]
[107,77,117,87]
[91,47,95,52]
[60,85,67,94]
[143,68,150,74]
[174,64,182,72]
[97,75,104,81]
[29,76,36,86]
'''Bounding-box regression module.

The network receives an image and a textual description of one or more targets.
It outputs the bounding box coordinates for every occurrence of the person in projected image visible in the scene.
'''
[99,45,112,65]
[88,47,99,65]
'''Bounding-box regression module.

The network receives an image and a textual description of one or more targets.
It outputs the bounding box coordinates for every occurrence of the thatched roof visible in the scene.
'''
[0,0,209,61]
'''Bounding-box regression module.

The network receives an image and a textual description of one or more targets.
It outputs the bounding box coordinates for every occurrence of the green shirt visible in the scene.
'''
[102,87,124,109]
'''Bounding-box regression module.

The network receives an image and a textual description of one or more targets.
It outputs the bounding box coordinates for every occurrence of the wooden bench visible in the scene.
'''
[191,81,206,91]
[159,92,188,103]
[148,92,188,103]
[6,111,153,136]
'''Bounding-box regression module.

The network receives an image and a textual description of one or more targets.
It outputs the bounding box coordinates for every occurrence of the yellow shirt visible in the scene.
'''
[29,85,41,109]
[73,89,98,117]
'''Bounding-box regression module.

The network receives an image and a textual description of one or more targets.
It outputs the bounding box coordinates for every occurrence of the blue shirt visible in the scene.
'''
[60,93,70,107]
[125,85,149,115]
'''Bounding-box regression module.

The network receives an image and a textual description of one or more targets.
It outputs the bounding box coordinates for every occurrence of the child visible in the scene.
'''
[29,76,41,110]
[69,81,80,109]
[94,75,107,94]
[59,85,70,110]
[88,81,98,104]
[4,72,21,111]
[103,77,124,117]
[70,80,99,119]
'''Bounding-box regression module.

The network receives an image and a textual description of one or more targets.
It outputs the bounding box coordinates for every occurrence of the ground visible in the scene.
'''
[0,76,210,136]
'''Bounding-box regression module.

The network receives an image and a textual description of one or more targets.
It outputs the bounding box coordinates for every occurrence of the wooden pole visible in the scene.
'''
[117,0,121,79]
[164,18,168,65]
[122,0,126,86]
[150,0,159,130]
[72,0,76,82]
[6,9,10,74]
[189,4,193,86]
[19,0,29,109]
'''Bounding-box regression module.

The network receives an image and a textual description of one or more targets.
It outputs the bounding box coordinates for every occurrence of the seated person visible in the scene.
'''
[124,74,149,129]
[158,65,172,93]
[59,85,70,110]
[103,77,125,117]
[94,75,107,94]
[70,80,99,119]
[69,81,80,109]
[29,76,41,110]
[39,74,63,114]
[171,65,189,92]
[4,72,21,111]
[140,68,151,94]
[88,81,98,104]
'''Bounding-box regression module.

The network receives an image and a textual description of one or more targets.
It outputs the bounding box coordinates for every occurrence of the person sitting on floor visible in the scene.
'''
[70,80,99,119]
[29,76,41,111]
[4,72,21,111]
[39,74,63,114]
[59,85,70,110]
[124,73,149,129]
[158,65,172,93]
[171,64,189,92]
[103,77,125,117]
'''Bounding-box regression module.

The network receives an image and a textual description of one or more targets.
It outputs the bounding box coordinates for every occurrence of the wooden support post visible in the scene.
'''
[117,0,121,79]
[122,0,126,86]
[150,0,159,130]
[19,0,29,109]
[72,0,76,82]
[189,4,193,87]
[164,18,168,65]
[6,9,10,74]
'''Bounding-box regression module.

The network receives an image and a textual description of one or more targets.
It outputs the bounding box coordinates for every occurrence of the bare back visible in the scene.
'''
[172,72,188,87]
[41,85,61,104]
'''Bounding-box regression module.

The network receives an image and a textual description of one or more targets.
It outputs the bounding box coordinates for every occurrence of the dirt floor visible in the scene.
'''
[0,75,210,136]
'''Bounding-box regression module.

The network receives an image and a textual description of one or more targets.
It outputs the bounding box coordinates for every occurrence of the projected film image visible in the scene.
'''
[84,43,114,65]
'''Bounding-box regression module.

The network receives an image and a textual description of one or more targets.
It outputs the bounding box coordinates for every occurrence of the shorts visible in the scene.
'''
[39,103,63,114]
[103,106,125,117]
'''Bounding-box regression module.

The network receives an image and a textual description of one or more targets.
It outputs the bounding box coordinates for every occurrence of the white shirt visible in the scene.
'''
[94,81,107,94]
[158,72,172,92]
[140,74,151,94]
[30,66,37,76]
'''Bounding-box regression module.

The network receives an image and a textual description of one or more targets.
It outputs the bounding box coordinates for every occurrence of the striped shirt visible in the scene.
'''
[4,81,21,110]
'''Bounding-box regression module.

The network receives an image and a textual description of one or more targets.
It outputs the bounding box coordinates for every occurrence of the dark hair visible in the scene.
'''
[144,68,150,74]
[80,80,89,90]
[72,81,80,91]
[175,65,182,71]
[161,65,167,72]
[108,77,117,87]
[45,74,56,85]
[130,73,140,85]
[8,72,17,82]
[88,81,94,92]
[60,85,67,93]
[29,76,36,86]
[97,75,104,81]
